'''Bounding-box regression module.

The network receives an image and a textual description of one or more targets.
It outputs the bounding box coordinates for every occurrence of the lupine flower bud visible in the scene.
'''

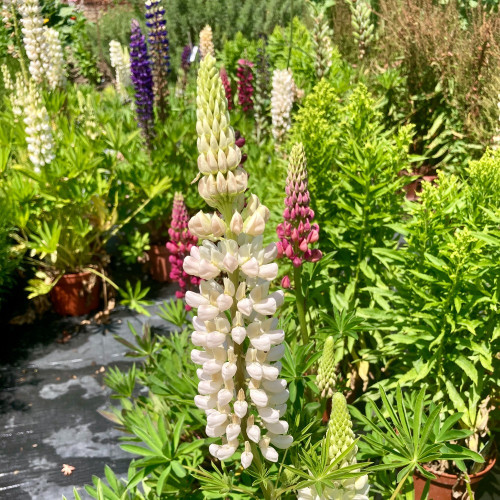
[195,54,246,208]
[1,64,14,91]
[316,336,336,398]
[130,20,155,143]
[271,69,295,145]
[298,392,370,500]
[199,24,215,59]
[236,59,254,112]
[166,192,200,303]
[24,83,55,170]
[185,54,291,468]
[11,73,29,119]
[311,12,333,80]
[145,0,170,109]
[220,67,233,110]
[45,27,65,89]
[276,143,322,267]
[347,0,375,60]
[109,40,130,97]
[18,0,50,85]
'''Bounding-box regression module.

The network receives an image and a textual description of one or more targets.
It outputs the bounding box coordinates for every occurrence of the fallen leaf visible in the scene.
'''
[61,464,75,476]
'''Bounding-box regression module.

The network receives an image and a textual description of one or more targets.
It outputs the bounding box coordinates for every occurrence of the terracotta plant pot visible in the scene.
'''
[49,271,101,316]
[148,244,171,282]
[413,456,496,500]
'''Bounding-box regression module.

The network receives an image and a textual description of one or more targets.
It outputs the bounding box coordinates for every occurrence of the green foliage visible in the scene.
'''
[165,0,307,67]
[221,32,259,76]
[268,17,316,91]
[380,149,500,453]
[352,386,484,497]
[119,280,153,316]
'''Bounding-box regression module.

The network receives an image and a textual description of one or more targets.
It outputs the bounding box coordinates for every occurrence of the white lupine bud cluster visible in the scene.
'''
[1,0,12,25]
[18,0,50,84]
[11,73,29,119]
[45,27,65,89]
[109,40,130,97]
[348,0,375,60]
[298,393,370,500]
[311,12,333,80]
[1,64,14,91]
[195,54,247,208]
[24,83,55,169]
[271,69,295,145]
[199,25,215,59]
[184,54,292,469]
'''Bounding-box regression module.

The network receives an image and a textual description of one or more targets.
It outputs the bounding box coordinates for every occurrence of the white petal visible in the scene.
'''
[260,443,279,462]
[206,423,227,438]
[218,388,233,406]
[258,406,280,423]
[194,394,217,410]
[250,334,271,351]
[241,450,253,469]
[264,420,289,435]
[216,294,233,312]
[198,379,222,395]
[246,362,263,380]
[258,263,278,280]
[247,424,261,443]
[237,298,253,316]
[233,400,248,418]
[268,390,289,406]
[231,326,247,344]
[191,349,212,365]
[250,388,269,407]
[221,361,237,380]
[185,291,210,308]
[269,433,293,449]
[262,364,280,381]
[207,411,228,427]
[262,379,287,393]
[226,423,241,441]
[198,304,220,321]
[205,332,227,348]
[267,344,285,362]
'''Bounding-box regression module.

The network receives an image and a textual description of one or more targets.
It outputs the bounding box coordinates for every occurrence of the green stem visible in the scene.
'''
[250,442,273,500]
[389,469,411,500]
[293,265,309,344]
[286,0,294,69]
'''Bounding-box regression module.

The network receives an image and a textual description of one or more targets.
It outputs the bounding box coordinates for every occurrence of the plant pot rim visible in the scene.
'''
[421,454,496,481]
[59,270,94,279]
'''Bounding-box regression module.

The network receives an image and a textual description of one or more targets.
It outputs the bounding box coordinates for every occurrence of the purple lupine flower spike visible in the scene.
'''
[181,44,192,71]
[220,67,233,110]
[276,143,322,267]
[166,192,200,306]
[130,19,155,144]
[145,0,170,114]
[237,59,254,112]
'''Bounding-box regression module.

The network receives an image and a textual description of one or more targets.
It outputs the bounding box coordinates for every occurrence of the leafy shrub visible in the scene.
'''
[381,149,500,454]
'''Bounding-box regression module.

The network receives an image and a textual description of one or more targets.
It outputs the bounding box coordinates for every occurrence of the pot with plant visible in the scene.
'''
[380,151,500,497]
[6,91,171,315]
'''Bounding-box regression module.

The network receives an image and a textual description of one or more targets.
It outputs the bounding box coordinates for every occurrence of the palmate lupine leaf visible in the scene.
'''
[351,385,485,492]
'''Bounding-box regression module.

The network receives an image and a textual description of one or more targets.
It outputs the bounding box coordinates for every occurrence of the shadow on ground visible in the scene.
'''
[0,283,177,499]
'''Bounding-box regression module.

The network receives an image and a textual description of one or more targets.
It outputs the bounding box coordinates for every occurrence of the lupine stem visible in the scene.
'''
[389,469,411,500]
[293,265,309,344]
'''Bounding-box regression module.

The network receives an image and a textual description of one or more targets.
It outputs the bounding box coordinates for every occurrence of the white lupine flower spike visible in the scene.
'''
[184,54,292,467]
[18,0,50,84]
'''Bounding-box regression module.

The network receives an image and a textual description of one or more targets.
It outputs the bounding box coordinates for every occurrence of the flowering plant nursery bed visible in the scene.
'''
[1,0,499,498]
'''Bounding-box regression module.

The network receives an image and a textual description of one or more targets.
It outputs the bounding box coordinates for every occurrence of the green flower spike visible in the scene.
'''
[195,54,247,209]
[316,336,336,398]
[327,392,356,466]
